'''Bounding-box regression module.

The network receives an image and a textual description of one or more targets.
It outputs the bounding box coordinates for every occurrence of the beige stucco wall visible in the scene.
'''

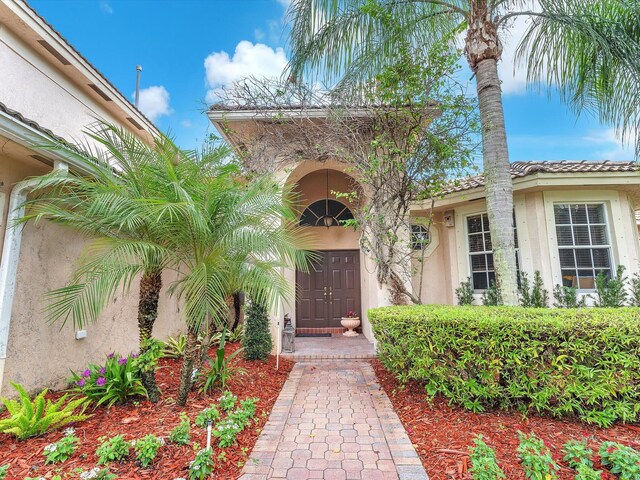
[0,153,182,397]
[422,187,640,306]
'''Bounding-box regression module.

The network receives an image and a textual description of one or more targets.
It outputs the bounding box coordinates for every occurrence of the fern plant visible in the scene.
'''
[455,277,474,306]
[0,382,89,440]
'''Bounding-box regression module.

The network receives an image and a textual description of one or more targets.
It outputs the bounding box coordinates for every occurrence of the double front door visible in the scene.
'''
[296,250,361,328]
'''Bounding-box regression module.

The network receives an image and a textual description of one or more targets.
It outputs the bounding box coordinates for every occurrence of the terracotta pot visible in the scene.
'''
[340,317,360,337]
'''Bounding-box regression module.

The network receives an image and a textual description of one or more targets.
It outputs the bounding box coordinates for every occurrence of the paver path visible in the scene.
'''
[239,361,429,480]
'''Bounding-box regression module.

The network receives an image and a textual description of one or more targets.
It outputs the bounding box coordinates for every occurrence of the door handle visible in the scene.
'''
[323,286,328,303]
[329,286,333,304]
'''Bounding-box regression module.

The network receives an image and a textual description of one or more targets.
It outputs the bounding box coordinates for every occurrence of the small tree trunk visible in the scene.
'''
[137,269,162,403]
[466,7,519,305]
[176,328,199,407]
[231,292,241,331]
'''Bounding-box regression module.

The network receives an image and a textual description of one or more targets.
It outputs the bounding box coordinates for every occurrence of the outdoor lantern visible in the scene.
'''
[282,314,295,353]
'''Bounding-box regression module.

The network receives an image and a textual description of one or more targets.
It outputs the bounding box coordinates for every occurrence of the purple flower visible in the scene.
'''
[131,353,139,359]
[118,357,127,365]
[107,352,115,359]
[81,369,91,378]
[99,367,106,375]
[96,377,106,386]
[76,378,86,387]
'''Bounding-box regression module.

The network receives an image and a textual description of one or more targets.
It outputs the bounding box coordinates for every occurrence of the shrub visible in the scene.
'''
[199,329,245,394]
[96,435,130,464]
[517,432,559,480]
[369,305,640,426]
[70,352,147,407]
[593,265,628,307]
[43,427,79,464]
[630,273,640,307]
[133,434,163,467]
[481,282,501,306]
[194,405,220,428]
[520,271,549,308]
[243,302,272,360]
[562,439,593,469]
[161,335,187,359]
[0,382,89,440]
[468,435,505,480]
[553,285,586,308]
[168,412,191,445]
[189,448,215,480]
[455,277,474,306]
[598,441,640,479]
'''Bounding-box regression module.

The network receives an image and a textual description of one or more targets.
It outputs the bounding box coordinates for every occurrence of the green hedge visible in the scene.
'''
[369,305,640,426]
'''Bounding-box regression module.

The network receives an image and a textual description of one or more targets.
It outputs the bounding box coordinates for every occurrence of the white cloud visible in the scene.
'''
[583,128,636,160]
[99,0,113,14]
[132,85,173,122]
[204,41,288,103]
[181,119,193,128]
[254,28,265,41]
[276,0,291,8]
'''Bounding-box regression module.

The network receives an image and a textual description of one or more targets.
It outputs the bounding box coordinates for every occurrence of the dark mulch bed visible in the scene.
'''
[371,359,640,480]
[0,343,293,479]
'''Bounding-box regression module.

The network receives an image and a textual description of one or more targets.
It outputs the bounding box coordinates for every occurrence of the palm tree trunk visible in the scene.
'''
[231,292,241,331]
[137,269,162,402]
[466,7,519,305]
[176,328,199,406]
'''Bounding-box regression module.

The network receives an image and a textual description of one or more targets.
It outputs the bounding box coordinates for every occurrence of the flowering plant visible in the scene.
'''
[189,448,214,480]
[69,352,147,407]
[43,427,79,464]
[79,467,117,480]
[133,434,164,467]
[345,310,359,318]
[213,418,242,448]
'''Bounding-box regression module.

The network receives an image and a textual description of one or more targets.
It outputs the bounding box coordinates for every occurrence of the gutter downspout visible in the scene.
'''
[0,160,69,393]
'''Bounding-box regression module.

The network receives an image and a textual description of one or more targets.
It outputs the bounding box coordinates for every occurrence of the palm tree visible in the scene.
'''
[287,0,640,305]
[23,122,311,406]
[22,123,209,402]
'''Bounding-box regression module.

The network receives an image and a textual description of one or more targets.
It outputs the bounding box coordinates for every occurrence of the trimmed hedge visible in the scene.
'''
[369,305,640,426]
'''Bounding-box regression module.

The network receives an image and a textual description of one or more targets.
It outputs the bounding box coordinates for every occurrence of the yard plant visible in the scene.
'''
[168,412,191,445]
[242,301,272,360]
[96,434,130,464]
[0,382,89,440]
[370,305,640,426]
[598,442,640,480]
[43,428,79,464]
[468,435,506,480]
[517,432,560,480]
[133,434,163,467]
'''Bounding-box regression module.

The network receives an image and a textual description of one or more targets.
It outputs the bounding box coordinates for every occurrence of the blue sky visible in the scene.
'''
[30,0,635,162]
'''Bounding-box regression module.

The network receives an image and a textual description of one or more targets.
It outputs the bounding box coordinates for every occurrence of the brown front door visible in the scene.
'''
[296,250,361,328]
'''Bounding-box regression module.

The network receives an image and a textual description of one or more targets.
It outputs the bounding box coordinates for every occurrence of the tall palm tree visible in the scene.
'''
[22,123,209,402]
[287,0,640,305]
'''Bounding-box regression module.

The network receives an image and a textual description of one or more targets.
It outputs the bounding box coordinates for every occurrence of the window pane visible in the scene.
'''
[468,215,483,233]
[573,225,591,246]
[559,249,575,268]
[471,254,487,272]
[571,204,588,224]
[554,205,571,224]
[592,248,611,268]
[587,204,605,224]
[488,271,496,286]
[575,249,593,268]
[578,274,596,290]
[590,225,608,245]
[469,233,484,252]
[556,226,573,246]
[487,253,494,270]
[484,232,492,251]
[561,270,577,287]
[473,272,488,290]
[595,268,612,279]
[482,214,490,231]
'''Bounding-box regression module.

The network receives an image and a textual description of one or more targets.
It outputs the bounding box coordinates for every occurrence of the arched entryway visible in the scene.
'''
[290,167,363,333]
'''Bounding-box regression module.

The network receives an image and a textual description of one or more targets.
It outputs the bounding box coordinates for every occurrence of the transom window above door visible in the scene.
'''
[554,203,613,289]
[467,213,519,290]
[299,199,354,227]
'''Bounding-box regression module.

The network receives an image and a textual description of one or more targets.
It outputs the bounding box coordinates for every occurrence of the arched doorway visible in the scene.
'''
[292,168,362,332]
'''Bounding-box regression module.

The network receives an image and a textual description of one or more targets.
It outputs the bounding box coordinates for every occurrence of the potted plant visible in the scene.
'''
[340,310,360,337]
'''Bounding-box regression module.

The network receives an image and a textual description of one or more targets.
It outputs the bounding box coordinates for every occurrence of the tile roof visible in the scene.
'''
[444,160,639,195]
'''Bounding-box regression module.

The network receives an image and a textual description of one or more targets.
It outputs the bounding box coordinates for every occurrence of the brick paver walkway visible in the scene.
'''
[239,361,428,480]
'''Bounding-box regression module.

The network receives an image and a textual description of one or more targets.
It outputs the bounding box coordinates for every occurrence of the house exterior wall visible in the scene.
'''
[419,188,640,305]
[0,154,182,396]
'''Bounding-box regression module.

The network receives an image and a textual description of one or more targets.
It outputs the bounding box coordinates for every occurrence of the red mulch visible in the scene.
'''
[0,343,293,480]
[371,359,640,480]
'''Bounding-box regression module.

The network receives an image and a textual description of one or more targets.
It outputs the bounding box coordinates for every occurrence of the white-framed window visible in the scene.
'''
[466,213,519,290]
[554,203,613,289]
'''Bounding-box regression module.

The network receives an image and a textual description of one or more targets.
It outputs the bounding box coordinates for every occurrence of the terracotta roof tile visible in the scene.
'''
[444,160,639,195]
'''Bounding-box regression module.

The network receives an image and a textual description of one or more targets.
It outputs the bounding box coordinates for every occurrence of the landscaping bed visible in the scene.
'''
[371,359,640,480]
[0,343,293,480]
